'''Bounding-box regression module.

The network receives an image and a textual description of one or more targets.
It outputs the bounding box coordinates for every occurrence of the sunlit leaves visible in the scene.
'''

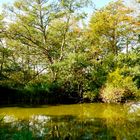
[89,0,136,55]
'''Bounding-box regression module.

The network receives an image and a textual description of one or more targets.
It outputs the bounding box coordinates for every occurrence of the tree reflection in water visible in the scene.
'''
[0,114,140,140]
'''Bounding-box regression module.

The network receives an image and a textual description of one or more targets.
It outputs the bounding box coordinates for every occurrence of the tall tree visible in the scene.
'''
[4,0,91,82]
[0,14,7,77]
[89,0,137,55]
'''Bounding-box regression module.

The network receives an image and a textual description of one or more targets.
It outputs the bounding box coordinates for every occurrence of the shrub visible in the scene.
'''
[100,85,135,103]
[100,68,138,103]
[83,90,98,102]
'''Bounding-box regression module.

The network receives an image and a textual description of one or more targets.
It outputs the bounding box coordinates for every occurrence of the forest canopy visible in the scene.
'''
[0,0,140,104]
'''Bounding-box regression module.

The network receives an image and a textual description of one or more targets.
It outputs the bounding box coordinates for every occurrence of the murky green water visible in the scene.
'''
[0,103,140,140]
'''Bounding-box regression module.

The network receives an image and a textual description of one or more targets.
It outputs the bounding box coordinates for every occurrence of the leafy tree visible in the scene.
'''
[0,0,139,104]
[89,0,137,55]
[4,0,91,82]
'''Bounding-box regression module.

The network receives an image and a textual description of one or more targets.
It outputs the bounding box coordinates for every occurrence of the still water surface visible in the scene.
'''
[0,103,140,140]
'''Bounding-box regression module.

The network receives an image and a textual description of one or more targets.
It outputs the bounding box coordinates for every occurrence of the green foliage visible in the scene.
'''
[100,68,138,103]
[83,90,98,102]
[25,82,50,94]
[116,50,140,89]
[89,0,137,55]
[0,0,139,104]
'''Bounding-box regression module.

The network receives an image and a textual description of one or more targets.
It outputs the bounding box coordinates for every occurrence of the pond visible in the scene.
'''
[0,103,140,140]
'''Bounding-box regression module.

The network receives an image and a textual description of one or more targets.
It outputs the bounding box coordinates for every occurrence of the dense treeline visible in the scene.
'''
[0,0,140,105]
